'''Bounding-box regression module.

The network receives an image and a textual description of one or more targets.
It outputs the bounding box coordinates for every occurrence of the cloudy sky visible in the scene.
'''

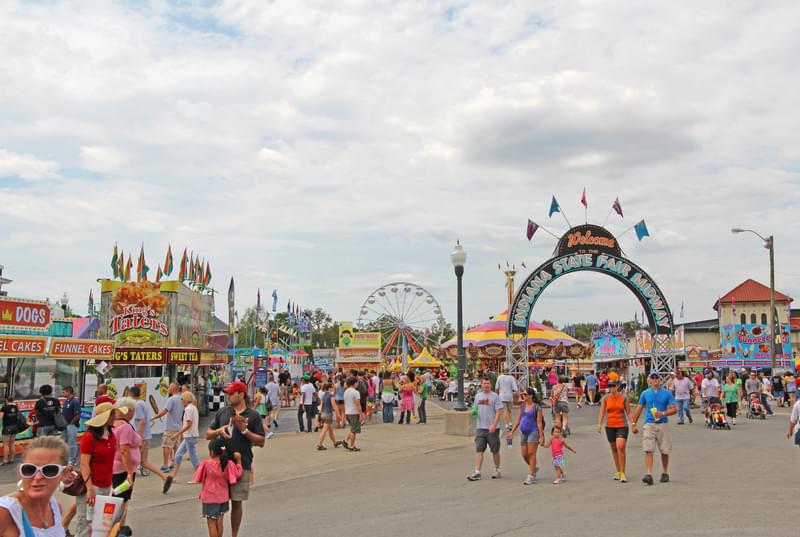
[1,0,799,331]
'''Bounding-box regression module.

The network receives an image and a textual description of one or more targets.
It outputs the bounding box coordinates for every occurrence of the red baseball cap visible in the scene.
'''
[223,381,247,394]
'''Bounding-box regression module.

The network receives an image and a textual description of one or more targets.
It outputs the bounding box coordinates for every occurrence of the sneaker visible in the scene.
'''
[613,472,621,481]
[619,473,627,483]
[552,478,563,485]
[642,474,653,486]
[273,421,278,428]
[660,473,670,483]
[139,467,150,477]
[523,475,536,485]
[316,445,327,451]
[491,469,502,479]
[162,475,173,494]
[467,471,482,481]
[159,466,170,473]
[688,416,693,424]
[677,421,684,425]
[266,431,275,440]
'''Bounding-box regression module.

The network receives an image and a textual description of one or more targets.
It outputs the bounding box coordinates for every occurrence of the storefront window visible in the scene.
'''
[13,357,81,400]
[0,358,10,398]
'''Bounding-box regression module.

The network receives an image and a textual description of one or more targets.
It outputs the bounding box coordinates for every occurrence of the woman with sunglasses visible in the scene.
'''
[597,380,635,483]
[0,435,70,536]
[507,388,545,485]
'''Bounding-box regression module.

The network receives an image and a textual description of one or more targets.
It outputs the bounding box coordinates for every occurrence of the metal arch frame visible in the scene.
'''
[355,281,446,357]
[506,227,677,387]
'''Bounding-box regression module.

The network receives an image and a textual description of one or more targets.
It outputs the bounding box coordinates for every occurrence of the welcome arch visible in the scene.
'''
[506,224,675,386]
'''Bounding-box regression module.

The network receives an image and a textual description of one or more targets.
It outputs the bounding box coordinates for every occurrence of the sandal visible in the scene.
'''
[317,445,327,451]
[349,446,361,452]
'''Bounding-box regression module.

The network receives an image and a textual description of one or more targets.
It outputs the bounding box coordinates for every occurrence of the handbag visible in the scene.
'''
[15,414,29,433]
[62,466,87,496]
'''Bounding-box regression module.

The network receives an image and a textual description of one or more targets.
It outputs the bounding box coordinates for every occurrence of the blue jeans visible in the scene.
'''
[62,424,79,465]
[174,436,200,468]
[676,399,692,423]
[761,394,774,415]
[382,401,394,423]
[36,425,58,437]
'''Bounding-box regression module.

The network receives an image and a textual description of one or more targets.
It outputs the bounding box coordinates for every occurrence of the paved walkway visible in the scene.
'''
[3,400,797,536]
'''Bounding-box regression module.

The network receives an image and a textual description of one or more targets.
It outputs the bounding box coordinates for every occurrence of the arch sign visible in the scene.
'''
[507,224,673,336]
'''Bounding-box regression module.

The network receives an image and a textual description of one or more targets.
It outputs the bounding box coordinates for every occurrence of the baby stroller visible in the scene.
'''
[746,393,766,420]
[706,401,730,430]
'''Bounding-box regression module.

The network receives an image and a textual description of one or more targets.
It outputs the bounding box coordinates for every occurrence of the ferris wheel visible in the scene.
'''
[356,282,446,357]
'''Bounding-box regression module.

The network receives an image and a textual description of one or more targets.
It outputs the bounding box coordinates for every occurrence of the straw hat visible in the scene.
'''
[85,401,127,427]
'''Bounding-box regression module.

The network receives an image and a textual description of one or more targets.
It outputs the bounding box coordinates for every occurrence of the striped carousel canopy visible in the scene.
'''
[440,310,582,349]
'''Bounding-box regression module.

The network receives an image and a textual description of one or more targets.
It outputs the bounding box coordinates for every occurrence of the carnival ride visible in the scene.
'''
[356,282,446,358]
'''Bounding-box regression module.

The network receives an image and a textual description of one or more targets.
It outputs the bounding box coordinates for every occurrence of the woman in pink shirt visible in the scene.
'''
[112,398,142,525]
[194,437,243,537]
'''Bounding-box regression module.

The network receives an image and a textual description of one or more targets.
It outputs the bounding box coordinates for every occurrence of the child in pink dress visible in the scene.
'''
[193,438,243,537]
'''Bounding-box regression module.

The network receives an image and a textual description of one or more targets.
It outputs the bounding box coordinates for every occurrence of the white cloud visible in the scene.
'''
[0,0,799,329]
[79,146,125,173]
[0,149,58,179]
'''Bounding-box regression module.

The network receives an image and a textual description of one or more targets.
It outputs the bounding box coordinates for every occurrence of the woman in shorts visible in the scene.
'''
[550,377,571,436]
[316,383,341,450]
[597,381,634,483]
[507,388,544,485]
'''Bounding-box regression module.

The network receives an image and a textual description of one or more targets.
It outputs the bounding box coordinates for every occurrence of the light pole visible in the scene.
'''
[451,240,467,411]
[731,228,777,369]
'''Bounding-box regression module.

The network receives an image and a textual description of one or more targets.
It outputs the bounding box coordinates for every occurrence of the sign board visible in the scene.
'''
[166,348,201,364]
[592,335,627,358]
[509,225,673,336]
[110,347,166,364]
[49,338,114,359]
[0,298,51,331]
[338,322,354,347]
[105,282,171,346]
[720,323,792,361]
[0,335,48,356]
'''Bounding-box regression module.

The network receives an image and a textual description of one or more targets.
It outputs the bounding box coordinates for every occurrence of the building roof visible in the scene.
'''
[678,318,719,332]
[713,279,793,310]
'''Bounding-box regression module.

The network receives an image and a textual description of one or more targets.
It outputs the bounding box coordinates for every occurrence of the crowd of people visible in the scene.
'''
[1,362,799,535]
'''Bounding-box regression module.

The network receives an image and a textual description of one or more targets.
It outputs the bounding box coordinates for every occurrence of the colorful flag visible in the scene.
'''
[548,196,560,218]
[136,245,149,282]
[581,188,587,208]
[118,249,125,281]
[88,290,94,313]
[204,262,211,287]
[271,289,278,312]
[190,253,195,282]
[634,219,649,241]
[227,277,235,342]
[163,244,173,276]
[111,244,119,279]
[526,219,539,241]
[179,248,188,280]
[612,197,623,218]
[124,255,132,282]
[156,265,163,284]
[257,288,262,310]
[680,301,684,319]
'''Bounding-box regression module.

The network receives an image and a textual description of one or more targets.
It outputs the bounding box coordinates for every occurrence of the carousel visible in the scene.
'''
[440,310,591,371]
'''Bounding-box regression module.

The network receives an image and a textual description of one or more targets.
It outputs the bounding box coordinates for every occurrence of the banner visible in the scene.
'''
[49,338,114,359]
[338,322,354,347]
[720,323,792,361]
[592,335,628,358]
[105,282,170,346]
[227,277,235,344]
[103,376,170,435]
[0,298,51,331]
[0,335,48,356]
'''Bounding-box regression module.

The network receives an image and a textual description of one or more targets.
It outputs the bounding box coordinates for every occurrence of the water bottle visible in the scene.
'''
[112,479,131,496]
[507,436,513,449]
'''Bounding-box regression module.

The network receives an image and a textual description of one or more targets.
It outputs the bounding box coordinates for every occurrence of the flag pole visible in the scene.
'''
[537,225,562,240]
[617,224,637,238]
[602,207,614,227]
[558,208,573,229]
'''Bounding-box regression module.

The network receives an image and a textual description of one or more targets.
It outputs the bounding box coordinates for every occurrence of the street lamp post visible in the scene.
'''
[451,240,467,411]
[731,228,777,369]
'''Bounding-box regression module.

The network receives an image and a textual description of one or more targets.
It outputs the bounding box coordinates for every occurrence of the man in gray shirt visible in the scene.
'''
[467,378,504,481]
[151,382,183,472]
[745,371,762,397]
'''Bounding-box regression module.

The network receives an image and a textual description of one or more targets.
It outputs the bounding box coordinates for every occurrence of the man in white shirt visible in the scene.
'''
[344,377,364,451]
[169,392,200,484]
[298,378,317,433]
[495,366,519,430]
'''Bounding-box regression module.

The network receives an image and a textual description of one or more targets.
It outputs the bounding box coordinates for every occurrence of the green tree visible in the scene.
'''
[236,307,267,349]
[541,319,555,328]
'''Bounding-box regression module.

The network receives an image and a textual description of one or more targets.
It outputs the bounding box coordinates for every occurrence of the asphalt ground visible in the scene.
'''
[2,398,796,536]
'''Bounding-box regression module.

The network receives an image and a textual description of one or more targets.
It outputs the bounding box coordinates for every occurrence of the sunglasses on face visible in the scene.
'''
[18,463,66,480]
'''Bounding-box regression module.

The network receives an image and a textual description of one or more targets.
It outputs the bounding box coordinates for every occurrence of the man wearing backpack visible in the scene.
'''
[33,384,61,437]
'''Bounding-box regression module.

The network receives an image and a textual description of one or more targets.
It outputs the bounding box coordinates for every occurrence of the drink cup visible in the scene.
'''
[91,495,124,537]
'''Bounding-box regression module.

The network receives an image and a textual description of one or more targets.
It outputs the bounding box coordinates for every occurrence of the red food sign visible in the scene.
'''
[0,298,51,331]
[49,338,115,359]
[0,335,48,356]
